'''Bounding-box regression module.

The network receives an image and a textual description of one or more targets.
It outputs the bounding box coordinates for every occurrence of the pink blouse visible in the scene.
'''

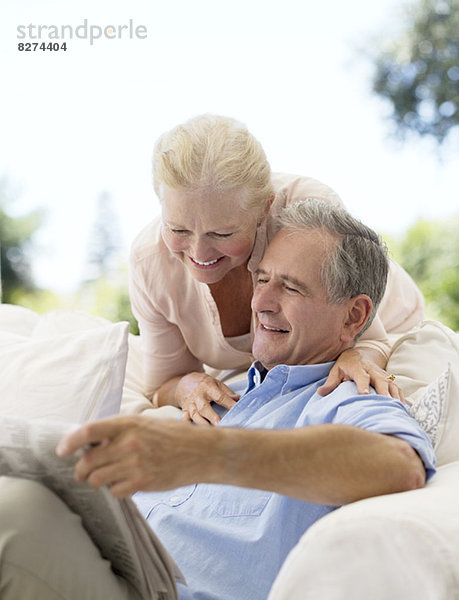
[129,173,424,398]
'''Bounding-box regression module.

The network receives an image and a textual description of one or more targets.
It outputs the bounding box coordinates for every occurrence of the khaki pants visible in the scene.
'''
[0,477,137,600]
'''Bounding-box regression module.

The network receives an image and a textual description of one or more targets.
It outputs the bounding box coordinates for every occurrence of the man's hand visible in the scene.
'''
[56,416,219,498]
[175,372,239,425]
[317,348,404,402]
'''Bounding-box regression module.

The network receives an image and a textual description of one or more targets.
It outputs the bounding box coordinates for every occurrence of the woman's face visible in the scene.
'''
[160,186,260,284]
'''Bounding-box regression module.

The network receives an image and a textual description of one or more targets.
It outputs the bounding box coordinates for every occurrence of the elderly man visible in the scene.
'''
[0,199,435,600]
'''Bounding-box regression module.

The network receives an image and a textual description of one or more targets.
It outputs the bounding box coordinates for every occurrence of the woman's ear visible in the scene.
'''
[341,295,373,342]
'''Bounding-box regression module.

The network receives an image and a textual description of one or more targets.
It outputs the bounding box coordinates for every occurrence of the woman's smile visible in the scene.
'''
[189,255,226,268]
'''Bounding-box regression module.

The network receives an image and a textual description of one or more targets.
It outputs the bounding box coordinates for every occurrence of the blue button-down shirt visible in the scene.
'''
[134,362,436,600]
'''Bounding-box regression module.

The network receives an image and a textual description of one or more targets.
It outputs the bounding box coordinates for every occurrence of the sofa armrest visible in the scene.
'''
[269,461,459,600]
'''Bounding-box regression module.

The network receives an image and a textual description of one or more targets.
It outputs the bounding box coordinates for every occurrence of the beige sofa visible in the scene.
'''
[1,304,458,599]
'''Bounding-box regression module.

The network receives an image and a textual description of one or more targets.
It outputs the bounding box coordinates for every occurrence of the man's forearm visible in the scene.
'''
[208,424,426,505]
[58,417,426,503]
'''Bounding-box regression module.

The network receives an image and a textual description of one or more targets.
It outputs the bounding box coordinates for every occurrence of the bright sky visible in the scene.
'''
[1,0,457,292]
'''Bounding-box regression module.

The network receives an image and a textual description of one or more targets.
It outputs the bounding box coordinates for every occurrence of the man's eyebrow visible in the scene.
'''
[280,274,308,293]
[255,268,308,293]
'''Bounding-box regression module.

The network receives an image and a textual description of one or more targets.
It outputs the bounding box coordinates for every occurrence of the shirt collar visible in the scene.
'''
[247,360,335,392]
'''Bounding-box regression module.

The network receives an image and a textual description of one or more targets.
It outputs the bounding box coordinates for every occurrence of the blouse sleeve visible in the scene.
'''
[129,255,204,401]
[354,314,391,361]
[271,172,344,208]
[376,260,425,335]
[355,260,425,360]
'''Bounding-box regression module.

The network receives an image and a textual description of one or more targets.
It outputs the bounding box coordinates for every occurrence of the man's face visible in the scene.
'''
[251,228,352,370]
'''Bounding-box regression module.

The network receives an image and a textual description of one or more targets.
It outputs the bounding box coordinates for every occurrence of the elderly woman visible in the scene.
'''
[129,114,424,424]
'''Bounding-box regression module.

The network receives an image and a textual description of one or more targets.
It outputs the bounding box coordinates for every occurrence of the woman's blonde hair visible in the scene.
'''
[153,114,273,215]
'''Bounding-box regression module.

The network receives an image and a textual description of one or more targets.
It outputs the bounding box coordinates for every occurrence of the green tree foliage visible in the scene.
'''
[86,191,122,280]
[7,186,138,333]
[0,182,43,302]
[79,191,138,332]
[78,270,139,335]
[15,267,139,335]
[372,0,459,142]
[388,212,459,330]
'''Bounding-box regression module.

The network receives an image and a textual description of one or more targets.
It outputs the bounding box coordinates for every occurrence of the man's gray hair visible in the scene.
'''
[278,198,389,337]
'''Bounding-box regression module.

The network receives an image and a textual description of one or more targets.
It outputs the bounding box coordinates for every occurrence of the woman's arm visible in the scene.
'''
[129,258,240,422]
[375,259,425,334]
[130,276,203,399]
[318,260,425,399]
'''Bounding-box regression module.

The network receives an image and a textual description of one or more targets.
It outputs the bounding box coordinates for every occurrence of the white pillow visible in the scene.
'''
[409,367,449,449]
[0,308,129,423]
[31,308,119,338]
[387,320,459,466]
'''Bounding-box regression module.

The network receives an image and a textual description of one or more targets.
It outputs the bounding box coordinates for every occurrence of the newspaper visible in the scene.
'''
[0,416,185,600]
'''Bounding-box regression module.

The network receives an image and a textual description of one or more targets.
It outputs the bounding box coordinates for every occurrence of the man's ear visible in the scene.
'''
[341,295,373,342]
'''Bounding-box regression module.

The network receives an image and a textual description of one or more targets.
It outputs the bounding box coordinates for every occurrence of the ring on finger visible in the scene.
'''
[387,374,396,382]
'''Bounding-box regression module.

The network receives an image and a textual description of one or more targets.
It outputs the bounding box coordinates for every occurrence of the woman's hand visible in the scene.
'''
[175,372,240,425]
[317,348,404,401]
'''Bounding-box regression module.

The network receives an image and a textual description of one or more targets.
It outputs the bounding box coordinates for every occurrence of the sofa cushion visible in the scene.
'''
[386,320,459,466]
[0,303,39,335]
